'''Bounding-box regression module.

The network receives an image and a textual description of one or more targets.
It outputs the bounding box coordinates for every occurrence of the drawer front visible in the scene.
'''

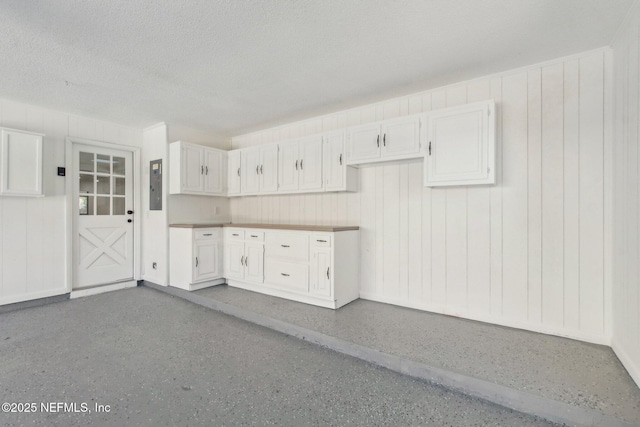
[265,259,309,292]
[311,234,331,247]
[194,228,221,240]
[265,232,309,261]
[246,230,265,241]
[225,228,245,240]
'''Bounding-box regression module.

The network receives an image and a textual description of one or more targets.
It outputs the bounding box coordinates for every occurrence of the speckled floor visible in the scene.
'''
[0,287,556,427]
[195,285,640,425]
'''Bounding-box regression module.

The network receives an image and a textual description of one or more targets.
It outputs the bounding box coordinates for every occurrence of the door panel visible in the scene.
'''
[311,248,332,297]
[194,240,219,282]
[244,243,264,283]
[225,241,245,280]
[324,133,345,191]
[74,144,134,289]
[278,141,299,191]
[182,144,204,192]
[381,115,421,157]
[260,145,279,193]
[204,149,223,194]
[227,151,241,195]
[346,123,380,162]
[299,136,323,190]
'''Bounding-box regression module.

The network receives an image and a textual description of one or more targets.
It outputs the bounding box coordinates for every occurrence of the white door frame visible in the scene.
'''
[65,137,142,293]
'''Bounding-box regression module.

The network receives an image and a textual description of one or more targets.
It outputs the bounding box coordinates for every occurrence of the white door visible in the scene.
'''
[425,100,495,186]
[194,240,220,282]
[260,145,279,193]
[241,148,260,194]
[310,248,332,297]
[244,243,264,283]
[203,148,223,194]
[346,123,380,163]
[227,150,241,195]
[381,115,421,157]
[299,136,323,190]
[74,144,134,289]
[181,143,204,193]
[324,132,345,191]
[225,241,245,279]
[278,141,299,191]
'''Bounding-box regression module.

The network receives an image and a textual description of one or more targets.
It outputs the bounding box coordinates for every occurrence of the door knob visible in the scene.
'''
[127,210,134,214]
[127,219,133,223]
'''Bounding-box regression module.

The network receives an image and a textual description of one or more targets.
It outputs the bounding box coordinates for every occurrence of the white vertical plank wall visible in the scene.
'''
[0,98,142,305]
[612,1,640,387]
[231,49,611,345]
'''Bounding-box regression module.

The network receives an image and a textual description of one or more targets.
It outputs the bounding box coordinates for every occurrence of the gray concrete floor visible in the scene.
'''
[0,287,555,427]
[195,285,640,424]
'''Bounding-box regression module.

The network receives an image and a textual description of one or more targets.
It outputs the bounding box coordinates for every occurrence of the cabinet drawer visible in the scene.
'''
[246,230,265,241]
[265,260,309,292]
[225,229,245,240]
[265,232,309,261]
[194,228,220,240]
[311,235,331,247]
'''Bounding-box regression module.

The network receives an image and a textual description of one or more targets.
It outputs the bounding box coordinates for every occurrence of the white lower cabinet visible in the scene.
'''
[225,226,359,309]
[170,227,224,291]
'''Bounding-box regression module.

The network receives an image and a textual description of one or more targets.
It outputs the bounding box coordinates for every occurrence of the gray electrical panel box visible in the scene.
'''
[150,159,162,210]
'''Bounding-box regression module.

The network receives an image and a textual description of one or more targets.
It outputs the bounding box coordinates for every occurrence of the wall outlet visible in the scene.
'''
[152,262,157,270]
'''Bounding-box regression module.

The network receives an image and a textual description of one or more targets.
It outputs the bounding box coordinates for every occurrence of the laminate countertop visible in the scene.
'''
[169,223,359,232]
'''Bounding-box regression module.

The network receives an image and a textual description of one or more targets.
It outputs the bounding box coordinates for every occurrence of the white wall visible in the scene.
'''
[0,98,142,305]
[612,0,640,387]
[231,48,612,345]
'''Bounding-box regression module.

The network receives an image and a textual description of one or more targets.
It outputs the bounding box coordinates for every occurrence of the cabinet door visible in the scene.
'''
[346,123,380,163]
[299,135,323,190]
[181,144,204,193]
[310,248,332,298]
[278,141,299,191]
[194,240,220,282]
[244,242,264,283]
[260,145,279,193]
[380,115,421,157]
[425,100,495,187]
[203,148,224,194]
[241,148,260,194]
[0,129,43,196]
[225,240,246,280]
[324,132,345,191]
[227,150,241,195]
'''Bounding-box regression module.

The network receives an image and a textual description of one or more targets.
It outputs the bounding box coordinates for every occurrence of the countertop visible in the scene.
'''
[169,223,358,232]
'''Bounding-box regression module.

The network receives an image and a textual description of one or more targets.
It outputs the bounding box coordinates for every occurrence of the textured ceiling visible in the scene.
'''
[0,0,633,139]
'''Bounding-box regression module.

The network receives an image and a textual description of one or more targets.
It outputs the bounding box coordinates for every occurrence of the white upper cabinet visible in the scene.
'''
[380,115,421,157]
[277,135,322,193]
[240,144,278,195]
[424,100,495,187]
[323,131,357,192]
[169,141,227,196]
[227,150,241,195]
[0,128,44,197]
[346,114,424,165]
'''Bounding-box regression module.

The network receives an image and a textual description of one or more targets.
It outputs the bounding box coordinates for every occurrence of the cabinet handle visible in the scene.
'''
[203,233,213,236]
[327,267,330,279]
[240,255,244,266]
[377,135,379,147]
[256,165,259,174]
[201,165,204,174]
[339,154,342,165]
[245,256,248,267]
[317,239,327,243]
[196,257,199,267]
[260,165,263,174]
[281,273,290,277]
[383,133,386,146]
[295,160,298,170]
[237,167,241,177]
[205,166,209,175]
[300,159,303,170]
[281,244,290,248]
[232,233,239,236]
[429,141,432,155]
[251,235,258,238]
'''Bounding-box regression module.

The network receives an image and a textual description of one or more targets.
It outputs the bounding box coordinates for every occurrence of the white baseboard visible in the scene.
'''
[611,339,640,389]
[0,288,68,306]
[359,292,610,346]
[70,280,137,299]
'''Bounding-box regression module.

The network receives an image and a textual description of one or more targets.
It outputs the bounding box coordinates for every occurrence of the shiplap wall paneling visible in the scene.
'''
[230,49,610,344]
[0,98,142,305]
[611,1,640,387]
